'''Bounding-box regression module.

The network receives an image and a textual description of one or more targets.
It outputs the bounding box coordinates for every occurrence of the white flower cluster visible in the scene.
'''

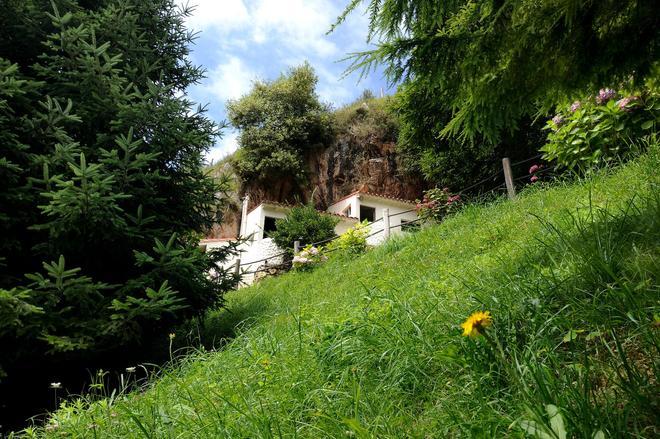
[292,246,327,269]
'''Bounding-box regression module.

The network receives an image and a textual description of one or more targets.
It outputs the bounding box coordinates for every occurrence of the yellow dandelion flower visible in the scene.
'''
[461,311,492,337]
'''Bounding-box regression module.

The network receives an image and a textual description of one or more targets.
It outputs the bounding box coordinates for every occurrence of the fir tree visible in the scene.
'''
[0,0,239,380]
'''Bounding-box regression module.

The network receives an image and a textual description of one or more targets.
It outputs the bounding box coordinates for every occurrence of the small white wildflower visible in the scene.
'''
[125,367,136,373]
[308,247,319,255]
[50,382,62,389]
[45,422,59,432]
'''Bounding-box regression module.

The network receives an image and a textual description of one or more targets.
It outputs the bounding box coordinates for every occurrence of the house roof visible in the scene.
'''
[248,200,358,221]
[329,190,417,208]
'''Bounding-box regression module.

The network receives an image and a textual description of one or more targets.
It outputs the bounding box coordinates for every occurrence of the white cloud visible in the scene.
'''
[207,130,239,163]
[251,0,339,57]
[178,0,249,33]
[182,0,342,57]
[203,56,257,103]
[314,63,353,105]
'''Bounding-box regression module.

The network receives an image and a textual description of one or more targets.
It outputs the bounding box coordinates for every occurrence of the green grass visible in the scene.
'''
[26,149,659,438]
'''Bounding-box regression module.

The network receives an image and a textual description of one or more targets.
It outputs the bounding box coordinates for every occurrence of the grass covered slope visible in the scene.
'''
[36,151,659,438]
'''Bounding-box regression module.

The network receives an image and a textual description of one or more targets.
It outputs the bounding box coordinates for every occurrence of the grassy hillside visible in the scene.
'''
[30,150,658,438]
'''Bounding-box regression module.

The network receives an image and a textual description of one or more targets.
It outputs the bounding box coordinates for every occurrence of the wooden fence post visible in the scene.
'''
[234,258,241,277]
[502,157,516,200]
[382,208,390,239]
[294,240,300,254]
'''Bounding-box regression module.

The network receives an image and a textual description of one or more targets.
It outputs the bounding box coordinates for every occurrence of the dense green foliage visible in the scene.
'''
[326,220,370,254]
[415,188,463,223]
[335,0,660,187]
[332,93,398,143]
[542,83,659,170]
[28,148,659,437]
[0,0,238,380]
[269,204,338,254]
[394,83,545,189]
[338,0,660,142]
[228,64,333,183]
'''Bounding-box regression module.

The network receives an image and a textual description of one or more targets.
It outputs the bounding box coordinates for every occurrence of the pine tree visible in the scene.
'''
[0,0,239,379]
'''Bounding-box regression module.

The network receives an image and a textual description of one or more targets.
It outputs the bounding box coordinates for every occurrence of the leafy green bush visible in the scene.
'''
[228,64,333,183]
[269,205,338,254]
[542,86,659,171]
[332,94,398,143]
[326,220,370,254]
[415,188,463,223]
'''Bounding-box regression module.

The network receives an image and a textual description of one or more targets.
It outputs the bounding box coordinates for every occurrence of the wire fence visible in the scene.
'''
[224,152,550,282]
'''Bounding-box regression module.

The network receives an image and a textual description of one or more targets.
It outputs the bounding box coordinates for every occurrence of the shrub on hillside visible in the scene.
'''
[326,220,370,254]
[415,188,463,223]
[332,94,399,143]
[269,205,338,254]
[227,64,333,184]
[542,84,659,171]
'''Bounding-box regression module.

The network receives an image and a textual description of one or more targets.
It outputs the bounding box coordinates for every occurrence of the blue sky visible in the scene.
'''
[177,0,393,163]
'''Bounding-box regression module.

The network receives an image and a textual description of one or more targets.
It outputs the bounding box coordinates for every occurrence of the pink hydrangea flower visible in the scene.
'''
[596,88,616,105]
[530,175,539,183]
[529,164,540,174]
[446,194,461,205]
[551,114,565,128]
[616,96,640,112]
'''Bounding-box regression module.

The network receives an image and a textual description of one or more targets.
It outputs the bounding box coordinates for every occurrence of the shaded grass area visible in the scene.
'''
[25,149,659,438]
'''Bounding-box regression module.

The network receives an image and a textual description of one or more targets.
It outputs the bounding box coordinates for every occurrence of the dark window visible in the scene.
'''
[263,216,278,236]
[359,205,376,222]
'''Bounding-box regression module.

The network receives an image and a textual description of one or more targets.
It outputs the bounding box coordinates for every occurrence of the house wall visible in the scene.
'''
[328,194,418,245]
[204,238,285,286]
[243,205,288,241]
[327,197,358,218]
[204,198,416,288]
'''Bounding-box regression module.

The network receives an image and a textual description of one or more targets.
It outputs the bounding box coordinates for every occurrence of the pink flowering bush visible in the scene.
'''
[542,85,658,171]
[416,188,462,222]
[528,164,544,183]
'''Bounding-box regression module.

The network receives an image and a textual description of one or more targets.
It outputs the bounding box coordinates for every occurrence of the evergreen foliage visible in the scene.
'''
[0,0,239,379]
[227,63,333,183]
[335,0,660,187]
[337,0,660,142]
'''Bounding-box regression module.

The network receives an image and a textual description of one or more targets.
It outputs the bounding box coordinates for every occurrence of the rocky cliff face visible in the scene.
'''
[208,135,427,239]
[305,135,426,209]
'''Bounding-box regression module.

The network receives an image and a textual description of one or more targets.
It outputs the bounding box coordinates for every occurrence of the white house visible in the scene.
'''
[326,191,419,245]
[200,190,419,286]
